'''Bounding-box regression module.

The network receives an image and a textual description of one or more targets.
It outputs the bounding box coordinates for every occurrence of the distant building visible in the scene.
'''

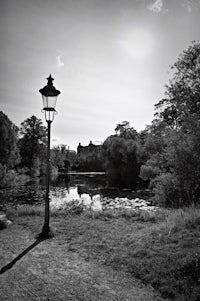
[77,141,102,155]
[77,141,104,171]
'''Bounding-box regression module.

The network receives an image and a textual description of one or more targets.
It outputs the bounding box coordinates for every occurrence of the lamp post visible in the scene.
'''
[38,75,61,238]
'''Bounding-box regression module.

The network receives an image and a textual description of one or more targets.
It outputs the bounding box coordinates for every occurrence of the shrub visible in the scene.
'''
[152,173,181,207]
[139,165,159,181]
[31,156,40,177]
[0,164,18,188]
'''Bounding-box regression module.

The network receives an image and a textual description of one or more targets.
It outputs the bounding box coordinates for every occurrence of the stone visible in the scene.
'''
[0,214,12,226]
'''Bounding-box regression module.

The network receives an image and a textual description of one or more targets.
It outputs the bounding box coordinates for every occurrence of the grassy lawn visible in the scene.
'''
[2,206,200,300]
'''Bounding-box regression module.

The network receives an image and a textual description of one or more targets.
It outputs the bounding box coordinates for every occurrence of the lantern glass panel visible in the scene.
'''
[42,95,58,111]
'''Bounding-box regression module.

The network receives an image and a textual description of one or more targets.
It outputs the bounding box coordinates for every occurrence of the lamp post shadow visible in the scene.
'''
[0,237,45,275]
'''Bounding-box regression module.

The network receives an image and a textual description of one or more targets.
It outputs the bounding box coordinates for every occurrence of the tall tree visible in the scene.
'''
[0,111,20,170]
[103,123,139,189]
[140,42,200,206]
[155,41,200,130]
[18,115,47,175]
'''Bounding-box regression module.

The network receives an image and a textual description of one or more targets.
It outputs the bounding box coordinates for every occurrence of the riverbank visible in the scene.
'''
[1,206,200,300]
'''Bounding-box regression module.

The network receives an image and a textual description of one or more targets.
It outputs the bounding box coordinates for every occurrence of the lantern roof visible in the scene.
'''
[39,74,61,97]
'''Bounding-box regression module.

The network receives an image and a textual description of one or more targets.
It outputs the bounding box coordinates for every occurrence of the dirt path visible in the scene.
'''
[0,223,165,301]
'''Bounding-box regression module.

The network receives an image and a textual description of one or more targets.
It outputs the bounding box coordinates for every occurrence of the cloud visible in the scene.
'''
[56,50,64,69]
[147,0,163,13]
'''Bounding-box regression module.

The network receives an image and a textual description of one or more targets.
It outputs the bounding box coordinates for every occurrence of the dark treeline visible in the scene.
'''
[1,41,200,208]
[0,114,78,184]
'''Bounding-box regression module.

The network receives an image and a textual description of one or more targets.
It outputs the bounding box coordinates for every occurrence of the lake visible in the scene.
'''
[0,173,154,211]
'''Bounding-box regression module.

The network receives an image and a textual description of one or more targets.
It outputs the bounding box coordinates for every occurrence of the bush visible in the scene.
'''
[152,173,181,207]
[139,165,159,181]
[0,164,18,188]
[31,156,40,177]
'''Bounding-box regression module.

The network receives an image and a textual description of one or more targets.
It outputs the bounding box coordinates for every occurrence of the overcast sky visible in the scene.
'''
[1,0,200,150]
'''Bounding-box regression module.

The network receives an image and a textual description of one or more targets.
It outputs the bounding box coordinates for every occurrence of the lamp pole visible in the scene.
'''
[43,119,51,235]
[38,75,61,238]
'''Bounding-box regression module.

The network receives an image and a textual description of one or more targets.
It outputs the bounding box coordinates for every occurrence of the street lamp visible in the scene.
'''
[38,75,61,238]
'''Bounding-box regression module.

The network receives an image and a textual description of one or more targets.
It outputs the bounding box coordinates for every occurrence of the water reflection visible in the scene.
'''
[50,187,103,210]
[0,173,153,211]
[0,173,106,207]
[50,186,91,209]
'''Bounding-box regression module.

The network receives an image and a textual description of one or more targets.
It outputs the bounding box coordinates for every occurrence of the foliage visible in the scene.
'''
[67,150,78,170]
[31,156,41,177]
[165,129,200,204]
[151,172,181,207]
[0,164,19,188]
[18,115,47,176]
[140,42,200,207]
[138,122,168,184]
[115,121,137,139]
[139,165,158,182]
[0,111,21,187]
[103,122,140,189]
[155,42,200,129]
[51,145,65,172]
[0,111,20,170]
[51,144,77,172]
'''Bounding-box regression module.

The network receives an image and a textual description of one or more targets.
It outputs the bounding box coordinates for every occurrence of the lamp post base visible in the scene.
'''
[37,225,54,239]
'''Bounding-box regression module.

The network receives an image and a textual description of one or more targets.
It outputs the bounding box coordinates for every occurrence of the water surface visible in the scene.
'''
[0,173,153,211]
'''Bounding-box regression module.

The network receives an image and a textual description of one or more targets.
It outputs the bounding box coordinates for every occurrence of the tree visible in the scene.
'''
[138,122,168,186]
[103,123,140,189]
[51,145,65,172]
[0,111,20,170]
[115,121,138,139]
[51,145,78,172]
[18,115,47,175]
[155,41,200,130]
[141,42,200,206]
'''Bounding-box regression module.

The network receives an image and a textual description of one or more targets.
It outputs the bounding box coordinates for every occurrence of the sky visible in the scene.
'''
[0,0,200,151]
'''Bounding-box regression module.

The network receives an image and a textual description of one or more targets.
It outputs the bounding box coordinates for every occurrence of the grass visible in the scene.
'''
[3,204,200,300]
[6,205,64,219]
[85,207,168,222]
[64,206,200,300]
[164,206,200,232]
